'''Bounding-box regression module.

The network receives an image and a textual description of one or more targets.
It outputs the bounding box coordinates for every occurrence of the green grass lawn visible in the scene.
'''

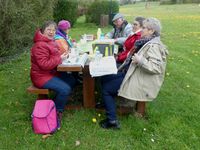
[0,2,200,149]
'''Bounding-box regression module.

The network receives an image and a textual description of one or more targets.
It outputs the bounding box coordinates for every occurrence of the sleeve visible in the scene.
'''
[138,44,164,74]
[34,45,62,70]
[117,50,129,63]
[106,29,115,38]
[55,39,69,55]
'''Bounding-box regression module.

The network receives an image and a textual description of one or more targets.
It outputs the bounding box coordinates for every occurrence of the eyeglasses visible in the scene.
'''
[142,26,148,30]
[133,23,139,26]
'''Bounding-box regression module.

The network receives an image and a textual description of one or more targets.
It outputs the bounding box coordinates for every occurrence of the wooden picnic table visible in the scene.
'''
[57,64,95,108]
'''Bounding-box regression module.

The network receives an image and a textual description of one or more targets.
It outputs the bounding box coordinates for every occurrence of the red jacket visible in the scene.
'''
[30,30,62,88]
[117,31,141,63]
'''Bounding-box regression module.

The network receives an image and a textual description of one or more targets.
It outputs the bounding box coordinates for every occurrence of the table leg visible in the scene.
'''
[82,66,95,108]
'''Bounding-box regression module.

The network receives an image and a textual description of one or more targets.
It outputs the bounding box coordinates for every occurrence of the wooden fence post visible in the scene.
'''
[100,14,109,27]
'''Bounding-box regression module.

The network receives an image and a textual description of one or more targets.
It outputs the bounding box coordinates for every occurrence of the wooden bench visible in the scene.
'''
[27,85,83,110]
[27,85,49,99]
[27,86,146,115]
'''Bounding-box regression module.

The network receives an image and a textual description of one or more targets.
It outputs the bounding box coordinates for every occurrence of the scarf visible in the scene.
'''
[55,29,73,47]
[113,20,128,38]
[56,29,68,40]
[118,36,154,72]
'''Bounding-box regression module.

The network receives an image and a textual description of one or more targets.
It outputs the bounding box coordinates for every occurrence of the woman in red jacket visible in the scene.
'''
[116,17,145,63]
[30,21,76,127]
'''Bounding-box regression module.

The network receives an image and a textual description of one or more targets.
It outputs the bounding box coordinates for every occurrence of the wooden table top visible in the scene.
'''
[57,64,82,72]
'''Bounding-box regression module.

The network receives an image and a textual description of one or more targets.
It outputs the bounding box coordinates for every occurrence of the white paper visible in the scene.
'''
[89,56,117,77]
[62,53,88,67]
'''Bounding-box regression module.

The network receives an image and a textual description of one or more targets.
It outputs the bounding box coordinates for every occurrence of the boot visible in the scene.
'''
[57,111,63,130]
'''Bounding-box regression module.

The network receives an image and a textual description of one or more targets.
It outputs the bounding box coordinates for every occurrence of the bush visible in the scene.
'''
[77,0,96,16]
[86,0,119,25]
[53,0,78,27]
[0,0,56,57]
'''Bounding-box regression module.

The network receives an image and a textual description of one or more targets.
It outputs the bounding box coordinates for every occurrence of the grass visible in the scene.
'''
[0,2,200,149]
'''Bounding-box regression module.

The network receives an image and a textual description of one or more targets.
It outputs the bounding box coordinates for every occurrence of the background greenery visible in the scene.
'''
[53,0,78,27]
[0,0,57,57]
[0,2,200,149]
[86,0,119,25]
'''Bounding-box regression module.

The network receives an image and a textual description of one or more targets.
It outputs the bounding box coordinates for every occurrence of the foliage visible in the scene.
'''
[77,0,96,16]
[160,0,199,4]
[86,0,119,25]
[0,2,200,149]
[0,0,56,57]
[53,0,78,26]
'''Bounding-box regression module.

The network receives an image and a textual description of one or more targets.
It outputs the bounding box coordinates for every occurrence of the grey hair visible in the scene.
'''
[135,16,145,27]
[40,21,57,34]
[143,18,162,36]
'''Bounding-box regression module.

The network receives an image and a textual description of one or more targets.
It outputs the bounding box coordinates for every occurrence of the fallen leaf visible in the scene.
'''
[42,134,52,139]
[75,140,80,146]
[151,138,155,142]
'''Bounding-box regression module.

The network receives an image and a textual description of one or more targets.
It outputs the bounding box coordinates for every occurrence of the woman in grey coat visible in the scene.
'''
[100,18,168,129]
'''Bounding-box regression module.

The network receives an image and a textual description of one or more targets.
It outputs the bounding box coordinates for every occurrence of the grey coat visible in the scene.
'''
[118,37,168,101]
[106,23,133,46]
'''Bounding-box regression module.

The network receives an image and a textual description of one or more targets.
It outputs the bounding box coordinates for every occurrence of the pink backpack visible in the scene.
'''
[32,100,58,134]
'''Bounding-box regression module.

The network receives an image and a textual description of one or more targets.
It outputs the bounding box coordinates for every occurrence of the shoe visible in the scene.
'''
[99,119,120,129]
[57,112,63,130]
[95,102,105,109]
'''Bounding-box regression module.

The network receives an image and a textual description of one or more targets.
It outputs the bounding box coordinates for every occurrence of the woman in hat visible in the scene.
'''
[55,20,73,55]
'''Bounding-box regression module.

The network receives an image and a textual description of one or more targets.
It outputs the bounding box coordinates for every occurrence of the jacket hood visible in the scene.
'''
[33,29,53,43]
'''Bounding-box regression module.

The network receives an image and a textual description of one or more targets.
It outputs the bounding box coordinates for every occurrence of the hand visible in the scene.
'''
[132,53,142,64]
[61,52,69,60]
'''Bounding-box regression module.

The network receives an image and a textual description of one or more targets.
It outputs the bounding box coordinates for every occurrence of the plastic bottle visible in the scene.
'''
[97,28,102,40]
[100,33,104,40]
[95,50,102,64]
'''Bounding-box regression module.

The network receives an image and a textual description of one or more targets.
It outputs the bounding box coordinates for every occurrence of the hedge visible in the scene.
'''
[86,0,119,25]
[0,0,56,57]
[53,0,78,27]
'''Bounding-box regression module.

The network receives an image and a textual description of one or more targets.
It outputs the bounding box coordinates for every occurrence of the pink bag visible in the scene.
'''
[32,100,58,134]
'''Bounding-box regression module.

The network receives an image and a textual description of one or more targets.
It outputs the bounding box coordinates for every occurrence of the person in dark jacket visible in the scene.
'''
[30,21,76,128]
[105,13,132,52]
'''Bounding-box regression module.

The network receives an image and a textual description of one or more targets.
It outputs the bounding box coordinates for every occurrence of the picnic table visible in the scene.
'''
[57,63,95,108]
[57,38,117,108]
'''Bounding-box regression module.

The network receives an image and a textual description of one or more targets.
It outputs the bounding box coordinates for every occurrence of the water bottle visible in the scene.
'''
[95,50,102,64]
[97,28,102,40]
[100,33,104,40]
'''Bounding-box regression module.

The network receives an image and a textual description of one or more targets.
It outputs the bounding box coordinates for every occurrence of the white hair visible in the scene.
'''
[143,18,162,36]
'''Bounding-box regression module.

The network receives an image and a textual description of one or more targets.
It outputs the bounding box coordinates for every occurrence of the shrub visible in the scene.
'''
[86,0,119,25]
[0,0,56,57]
[77,0,96,16]
[53,0,78,26]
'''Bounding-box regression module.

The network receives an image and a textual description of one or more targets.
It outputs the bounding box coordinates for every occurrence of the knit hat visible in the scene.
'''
[112,13,124,22]
[58,20,71,30]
